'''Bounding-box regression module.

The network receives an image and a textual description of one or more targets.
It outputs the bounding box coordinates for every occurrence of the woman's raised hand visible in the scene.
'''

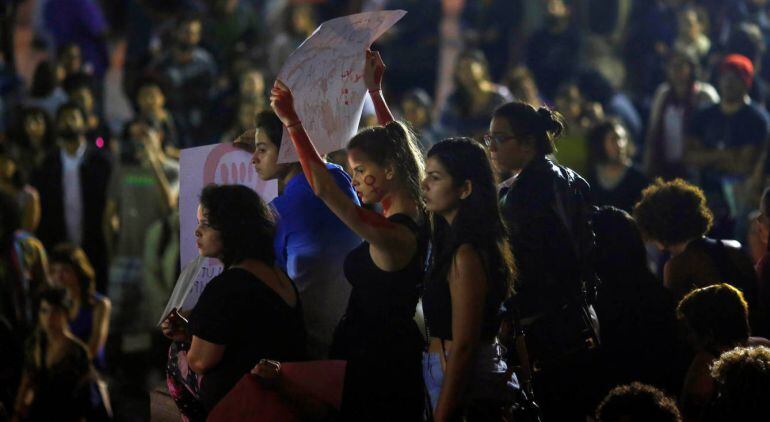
[364,49,386,92]
[270,80,300,127]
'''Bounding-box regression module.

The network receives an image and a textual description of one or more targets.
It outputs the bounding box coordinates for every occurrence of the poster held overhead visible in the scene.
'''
[276,10,407,163]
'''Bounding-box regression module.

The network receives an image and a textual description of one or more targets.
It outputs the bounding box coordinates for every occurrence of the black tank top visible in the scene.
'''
[423,250,502,341]
[339,213,426,327]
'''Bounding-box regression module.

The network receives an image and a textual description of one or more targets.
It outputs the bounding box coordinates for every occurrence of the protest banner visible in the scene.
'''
[276,10,407,163]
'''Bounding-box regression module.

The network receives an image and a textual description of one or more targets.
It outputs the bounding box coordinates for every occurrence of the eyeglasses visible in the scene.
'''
[483,133,515,148]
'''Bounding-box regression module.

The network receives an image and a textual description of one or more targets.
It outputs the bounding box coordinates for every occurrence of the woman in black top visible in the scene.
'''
[14,287,93,422]
[161,185,305,419]
[421,138,517,421]
[586,119,649,213]
[269,50,426,420]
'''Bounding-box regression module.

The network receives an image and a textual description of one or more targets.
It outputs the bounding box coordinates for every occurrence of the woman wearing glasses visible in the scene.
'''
[487,101,599,421]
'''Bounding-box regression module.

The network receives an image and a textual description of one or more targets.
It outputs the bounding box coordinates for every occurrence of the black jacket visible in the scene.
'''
[32,146,112,292]
[500,157,596,318]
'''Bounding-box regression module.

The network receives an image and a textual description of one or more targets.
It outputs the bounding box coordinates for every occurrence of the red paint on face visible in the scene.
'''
[364,174,383,197]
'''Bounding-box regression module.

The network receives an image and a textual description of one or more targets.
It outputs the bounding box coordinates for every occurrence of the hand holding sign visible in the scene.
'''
[270,81,300,127]
[364,49,386,92]
[275,10,406,163]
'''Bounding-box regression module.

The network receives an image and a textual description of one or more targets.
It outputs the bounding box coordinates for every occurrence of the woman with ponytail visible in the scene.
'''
[421,138,519,420]
[489,101,599,420]
[268,50,426,420]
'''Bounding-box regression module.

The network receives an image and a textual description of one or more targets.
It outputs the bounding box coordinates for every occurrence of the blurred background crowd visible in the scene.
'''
[2,0,770,420]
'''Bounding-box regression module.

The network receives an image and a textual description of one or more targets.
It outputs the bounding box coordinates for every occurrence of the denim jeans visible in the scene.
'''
[423,343,520,413]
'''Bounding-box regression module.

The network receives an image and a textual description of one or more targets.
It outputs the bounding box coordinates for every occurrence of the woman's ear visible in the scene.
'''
[459,179,472,200]
[385,161,396,180]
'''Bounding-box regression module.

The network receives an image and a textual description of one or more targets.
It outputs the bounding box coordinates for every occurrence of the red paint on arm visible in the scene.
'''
[355,206,396,229]
[286,125,324,190]
[370,90,394,125]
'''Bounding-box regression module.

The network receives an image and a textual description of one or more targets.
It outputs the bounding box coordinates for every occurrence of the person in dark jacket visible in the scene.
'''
[488,101,599,421]
[32,102,111,293]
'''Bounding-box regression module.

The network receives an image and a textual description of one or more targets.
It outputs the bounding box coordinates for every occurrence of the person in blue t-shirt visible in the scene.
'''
[241,110,361,359]
[686,54,770,239]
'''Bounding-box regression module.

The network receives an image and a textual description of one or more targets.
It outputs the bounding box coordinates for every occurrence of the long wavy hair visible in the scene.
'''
[425,138,515,301]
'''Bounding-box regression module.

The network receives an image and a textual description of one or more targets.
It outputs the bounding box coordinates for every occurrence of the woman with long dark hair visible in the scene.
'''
[268,50,427,420]
[421,138,517,420]
[440,49,512,139]
[586,119,648,212]
[49,243,110,370]
[10,106,56,172]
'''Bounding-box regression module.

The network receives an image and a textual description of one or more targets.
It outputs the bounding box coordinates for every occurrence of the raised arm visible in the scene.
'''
[270,81,411,254]
[364,50,394,125]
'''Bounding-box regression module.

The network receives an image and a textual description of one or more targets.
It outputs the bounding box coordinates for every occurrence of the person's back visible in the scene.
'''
[271,163,360,359]
[502,157,594,317]
[665,237,758,305]
[592,207,683,400]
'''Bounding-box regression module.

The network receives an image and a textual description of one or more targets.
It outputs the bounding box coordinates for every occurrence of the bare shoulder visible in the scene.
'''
[449,244,485,280]
[94,296,112,314]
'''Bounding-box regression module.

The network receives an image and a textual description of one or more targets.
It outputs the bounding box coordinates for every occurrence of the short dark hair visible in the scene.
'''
[592,206,649,281]
[402,88,433,110]
[199,184,276,268]
[255,110,283,149]
[62,72,94,96]
[633,178,713,246]
[30,61,58,98]
[596,382,682,422]
[55,101,86,124]
[710,346,770,419]
[492,101,565,156]
[677,283,750,348]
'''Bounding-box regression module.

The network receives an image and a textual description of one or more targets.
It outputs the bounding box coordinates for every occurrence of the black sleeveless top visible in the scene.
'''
[331,213,427,355]
[423,249,503,341]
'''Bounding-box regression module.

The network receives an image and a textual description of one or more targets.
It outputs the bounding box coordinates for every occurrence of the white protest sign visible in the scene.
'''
[159,143,278,324]
[276,10,407,163]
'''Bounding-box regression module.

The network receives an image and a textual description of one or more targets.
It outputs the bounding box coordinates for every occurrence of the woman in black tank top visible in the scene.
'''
[269,51,427,421]
[421,138,518,421]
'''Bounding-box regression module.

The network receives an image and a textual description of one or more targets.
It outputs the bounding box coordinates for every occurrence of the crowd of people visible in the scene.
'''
[2,0,770,421]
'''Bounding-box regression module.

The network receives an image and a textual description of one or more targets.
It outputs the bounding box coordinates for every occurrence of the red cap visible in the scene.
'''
[720,54,755,88]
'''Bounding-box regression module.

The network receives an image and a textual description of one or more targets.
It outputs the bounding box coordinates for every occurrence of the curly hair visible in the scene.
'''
[632,178,713,246]
[199,184,276,268]
[595,382,681,422]
[677,283,750,348]
[710,346,770,419]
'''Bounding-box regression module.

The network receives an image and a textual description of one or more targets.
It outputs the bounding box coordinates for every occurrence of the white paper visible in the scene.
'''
[276,10,407,163]
[160,143,278,324]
